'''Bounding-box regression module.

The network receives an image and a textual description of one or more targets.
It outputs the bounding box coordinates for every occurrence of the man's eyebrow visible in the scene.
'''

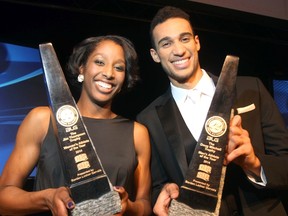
[157,32,194,46]
[180,32,194,37]
[157,36,170,46]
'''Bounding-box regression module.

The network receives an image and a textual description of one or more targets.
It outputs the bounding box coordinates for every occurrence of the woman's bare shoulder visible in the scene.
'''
[28,106,51,118]
[22,106,52,128]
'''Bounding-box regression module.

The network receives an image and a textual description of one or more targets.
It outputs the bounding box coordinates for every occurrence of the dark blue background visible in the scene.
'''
[0,42,48,176]
[273,80,288,127]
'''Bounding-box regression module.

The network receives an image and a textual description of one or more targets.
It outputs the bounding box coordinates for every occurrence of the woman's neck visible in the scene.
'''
[77,98,115,119]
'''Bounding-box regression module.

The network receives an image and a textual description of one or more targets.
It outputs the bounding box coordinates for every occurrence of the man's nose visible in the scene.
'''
[172,42,185,56]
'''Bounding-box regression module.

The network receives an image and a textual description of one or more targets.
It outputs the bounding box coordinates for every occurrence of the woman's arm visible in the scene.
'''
[124,121,152,216]
[0,106,74,215]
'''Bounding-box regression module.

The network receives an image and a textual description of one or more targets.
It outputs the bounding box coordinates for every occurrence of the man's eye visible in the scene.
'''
[161,42,171,48]
[181,37,190,43]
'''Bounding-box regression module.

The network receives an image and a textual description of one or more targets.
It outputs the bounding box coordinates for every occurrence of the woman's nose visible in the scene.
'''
[102,66,114,79]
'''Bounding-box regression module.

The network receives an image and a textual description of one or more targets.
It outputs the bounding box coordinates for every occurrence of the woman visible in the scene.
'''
[0,35,151,215]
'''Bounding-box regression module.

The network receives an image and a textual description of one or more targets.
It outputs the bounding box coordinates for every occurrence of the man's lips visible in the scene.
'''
[171,58,190,69]
[172,58,189,65]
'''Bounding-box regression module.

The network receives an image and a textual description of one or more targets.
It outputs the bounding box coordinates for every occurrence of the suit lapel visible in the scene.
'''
[209,72,218,85]
[156,93,190,177]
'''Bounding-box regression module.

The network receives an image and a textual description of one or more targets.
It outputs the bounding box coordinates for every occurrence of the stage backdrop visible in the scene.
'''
[273,79,288,128]
[0,42,48,176]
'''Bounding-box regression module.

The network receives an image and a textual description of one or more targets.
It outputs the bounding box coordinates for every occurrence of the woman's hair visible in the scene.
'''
[66,35,140,92]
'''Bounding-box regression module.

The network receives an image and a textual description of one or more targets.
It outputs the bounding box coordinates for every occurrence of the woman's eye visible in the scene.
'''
[115,66,125,72]
[95,60,104,66]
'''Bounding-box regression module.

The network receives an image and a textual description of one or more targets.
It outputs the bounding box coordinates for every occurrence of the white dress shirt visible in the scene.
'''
[171,69,215,141]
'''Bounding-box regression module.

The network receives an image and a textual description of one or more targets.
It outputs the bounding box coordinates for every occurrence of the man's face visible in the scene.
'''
[150,18,202,88]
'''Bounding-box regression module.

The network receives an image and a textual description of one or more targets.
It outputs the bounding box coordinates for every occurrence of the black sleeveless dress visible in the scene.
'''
[34,116,137,201]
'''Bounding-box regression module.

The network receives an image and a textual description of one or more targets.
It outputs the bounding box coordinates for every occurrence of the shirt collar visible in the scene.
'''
[171,69,215,104]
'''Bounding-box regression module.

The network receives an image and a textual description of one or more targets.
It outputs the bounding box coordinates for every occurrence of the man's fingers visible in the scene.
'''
[164,183,179,199]
[230,115,242,127]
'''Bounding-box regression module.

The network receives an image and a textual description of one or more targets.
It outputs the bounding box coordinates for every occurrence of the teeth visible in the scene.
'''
[173,59,188,65]
[97,81,112,89]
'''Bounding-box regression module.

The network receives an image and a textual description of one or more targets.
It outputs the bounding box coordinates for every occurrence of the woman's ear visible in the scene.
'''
[150,48,161,63]
[79,65,84,74]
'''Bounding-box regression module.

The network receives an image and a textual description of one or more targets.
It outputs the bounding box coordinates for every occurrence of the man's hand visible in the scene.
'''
[153,183,179,216]
[225,115,261,176]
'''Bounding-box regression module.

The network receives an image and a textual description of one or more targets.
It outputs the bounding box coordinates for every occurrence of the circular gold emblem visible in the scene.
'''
[56,105,79,127]
[205,116,227,137]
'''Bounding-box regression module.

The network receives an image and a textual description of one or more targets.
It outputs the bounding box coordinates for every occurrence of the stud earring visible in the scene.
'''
[77,74,84,83]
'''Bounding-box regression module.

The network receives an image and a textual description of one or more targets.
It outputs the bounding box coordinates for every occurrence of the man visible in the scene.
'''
[137,6,288,216]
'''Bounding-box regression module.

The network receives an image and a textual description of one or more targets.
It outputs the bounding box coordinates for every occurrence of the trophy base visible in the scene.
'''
[71,191,121,216]
[169,199,216,216]
[169,166,226,216]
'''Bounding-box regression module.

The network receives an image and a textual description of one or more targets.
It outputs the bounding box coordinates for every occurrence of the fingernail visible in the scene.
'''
[114,186,120,190]
[68,201,74,209]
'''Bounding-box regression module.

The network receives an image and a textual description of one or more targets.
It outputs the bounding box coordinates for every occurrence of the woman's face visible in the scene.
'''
[80,40,126,105]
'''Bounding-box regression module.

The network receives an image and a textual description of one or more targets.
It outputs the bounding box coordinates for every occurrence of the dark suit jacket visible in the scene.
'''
[137,75,288,216]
